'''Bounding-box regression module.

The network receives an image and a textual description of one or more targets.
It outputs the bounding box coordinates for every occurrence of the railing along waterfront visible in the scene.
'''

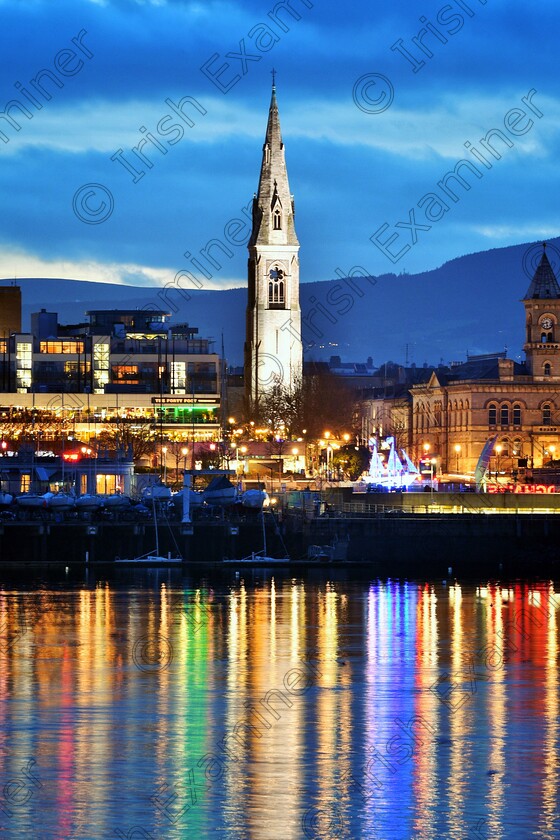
[340,501,560,516]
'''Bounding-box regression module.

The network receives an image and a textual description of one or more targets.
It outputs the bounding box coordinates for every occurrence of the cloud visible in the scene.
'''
[2,91,557,161]
[472,224,560,240]
[0,247,244,289]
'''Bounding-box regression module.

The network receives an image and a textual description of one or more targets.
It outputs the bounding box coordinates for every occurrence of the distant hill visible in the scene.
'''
[3,238,557,367]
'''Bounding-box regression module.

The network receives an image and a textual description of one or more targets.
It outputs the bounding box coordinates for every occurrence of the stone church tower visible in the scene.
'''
[523,244,560,380]
[244,80,302,413]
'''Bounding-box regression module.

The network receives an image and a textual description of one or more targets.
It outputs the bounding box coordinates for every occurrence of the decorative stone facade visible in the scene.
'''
[361,247,560,478]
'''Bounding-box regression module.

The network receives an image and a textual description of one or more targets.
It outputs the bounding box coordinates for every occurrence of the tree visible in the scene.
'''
[255,371,357,440]
[94,418,156,462]
[332,444,371,480]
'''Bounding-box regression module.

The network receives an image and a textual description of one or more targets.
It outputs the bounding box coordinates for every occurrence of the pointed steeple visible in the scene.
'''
[245,79,303,410]
[249,79,298,247]
[524,243,560,299]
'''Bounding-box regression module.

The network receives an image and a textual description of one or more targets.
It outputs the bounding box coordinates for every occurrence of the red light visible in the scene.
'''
[63,453,80,461]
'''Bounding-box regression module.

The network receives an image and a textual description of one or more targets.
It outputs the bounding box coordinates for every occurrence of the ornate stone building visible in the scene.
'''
[361,246,560,478]
[244,81,302,412]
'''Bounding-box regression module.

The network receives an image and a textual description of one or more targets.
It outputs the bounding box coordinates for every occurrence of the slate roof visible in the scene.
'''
[446,359,528,382]
[524,248,560,299]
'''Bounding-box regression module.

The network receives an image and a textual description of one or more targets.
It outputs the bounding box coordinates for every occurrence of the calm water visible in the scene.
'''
[0,568,558,839]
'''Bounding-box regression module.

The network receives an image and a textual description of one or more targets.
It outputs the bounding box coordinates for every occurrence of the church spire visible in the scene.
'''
[250,78,298,248]
[244,81,303,410]
[524,243,560,299]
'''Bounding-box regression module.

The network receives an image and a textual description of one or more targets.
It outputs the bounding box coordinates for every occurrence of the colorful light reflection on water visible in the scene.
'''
[0,574,558,839]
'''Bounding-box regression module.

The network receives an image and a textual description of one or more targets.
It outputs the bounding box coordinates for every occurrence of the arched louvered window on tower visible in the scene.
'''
[273,209,282,230]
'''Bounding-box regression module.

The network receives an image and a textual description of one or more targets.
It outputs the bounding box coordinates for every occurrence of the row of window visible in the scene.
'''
[493,439,524,457]
[488,404,554,426]
[39,341,85,354]
[488,405,522,426]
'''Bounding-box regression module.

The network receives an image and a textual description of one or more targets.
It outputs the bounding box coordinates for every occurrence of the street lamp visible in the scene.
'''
[326,443,333,481]
[430,457,437,504]
[181,446,188,472]
[291,446,299,475]
[454,443,461,473]
[162,445,168,484]
[240,445,248,475]
[495,444,502,482]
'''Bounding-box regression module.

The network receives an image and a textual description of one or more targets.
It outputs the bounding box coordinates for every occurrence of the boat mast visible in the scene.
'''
[153,498,159,556]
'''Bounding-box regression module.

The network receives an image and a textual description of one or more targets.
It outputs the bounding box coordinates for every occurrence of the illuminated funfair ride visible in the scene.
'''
[364,437,421,490]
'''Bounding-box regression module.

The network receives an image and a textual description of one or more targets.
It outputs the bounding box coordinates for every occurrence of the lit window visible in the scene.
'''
[112,365,139,383]
[39,340,84,354]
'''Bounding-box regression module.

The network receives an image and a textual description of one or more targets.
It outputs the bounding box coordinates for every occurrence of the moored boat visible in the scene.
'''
[0,490,13,507]
[141,484,172,504]
[100,493,132,509]
[16,493,48,509]
[76,494,104,511]
[203,475,238,506]
[241,489,269,508]
[114,551,182,565]
[44,492,76,511]
[114,494,182,564]
[223,508,290,564]
[224,550,290,565]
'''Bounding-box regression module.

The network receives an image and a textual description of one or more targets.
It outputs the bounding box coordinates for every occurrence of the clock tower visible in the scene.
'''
[523,244,560,380]
[244,79,302,414]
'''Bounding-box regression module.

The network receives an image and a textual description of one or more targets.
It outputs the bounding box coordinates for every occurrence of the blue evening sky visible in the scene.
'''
[0,0,558,289]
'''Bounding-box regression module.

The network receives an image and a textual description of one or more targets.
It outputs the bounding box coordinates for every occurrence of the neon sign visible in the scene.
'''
[488,484,557,494]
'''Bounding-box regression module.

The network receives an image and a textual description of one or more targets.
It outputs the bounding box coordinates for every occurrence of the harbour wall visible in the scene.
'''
[0,512,559,576]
